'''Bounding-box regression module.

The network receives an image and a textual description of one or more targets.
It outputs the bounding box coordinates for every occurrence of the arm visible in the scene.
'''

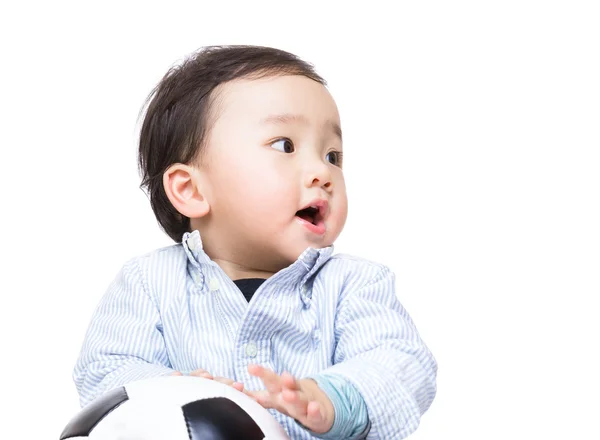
[72,258,175,407]
[320,265,437,439]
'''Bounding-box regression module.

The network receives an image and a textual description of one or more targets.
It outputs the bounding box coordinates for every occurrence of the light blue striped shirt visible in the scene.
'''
[73,230,437,439]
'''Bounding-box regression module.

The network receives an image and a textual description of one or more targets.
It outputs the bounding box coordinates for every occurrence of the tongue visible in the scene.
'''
[297,213,314,224]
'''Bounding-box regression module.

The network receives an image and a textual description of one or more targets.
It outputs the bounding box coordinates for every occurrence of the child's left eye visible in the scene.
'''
[270,138,295,153]
[326,151,343,166]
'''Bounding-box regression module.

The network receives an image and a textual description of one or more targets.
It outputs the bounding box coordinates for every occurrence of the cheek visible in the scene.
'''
[248,154,296,194]
[333,177,349,227]
[210,156,296,216]
[242,166,293,204]
[335,197,349,229]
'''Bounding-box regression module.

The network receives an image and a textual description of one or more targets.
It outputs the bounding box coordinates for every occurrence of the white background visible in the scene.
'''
[1,1,599,438]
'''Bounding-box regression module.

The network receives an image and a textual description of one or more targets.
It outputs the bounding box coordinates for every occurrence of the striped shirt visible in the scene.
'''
[230,277,370,438]
[73,230,437,439]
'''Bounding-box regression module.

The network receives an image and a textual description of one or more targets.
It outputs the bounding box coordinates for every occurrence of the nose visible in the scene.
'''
[304,159,332,190]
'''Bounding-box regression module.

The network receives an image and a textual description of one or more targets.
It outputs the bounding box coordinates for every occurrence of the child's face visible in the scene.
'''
[196,75,348,270]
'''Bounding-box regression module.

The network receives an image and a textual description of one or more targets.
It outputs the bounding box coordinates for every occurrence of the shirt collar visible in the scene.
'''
[181,230,333,306]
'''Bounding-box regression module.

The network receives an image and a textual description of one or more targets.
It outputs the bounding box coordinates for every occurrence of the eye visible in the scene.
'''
[270,138,295,153]
[326,151,343,167]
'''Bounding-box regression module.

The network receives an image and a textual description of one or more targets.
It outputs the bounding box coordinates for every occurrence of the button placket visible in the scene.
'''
[300,283,312,308]
[192,270,204,287]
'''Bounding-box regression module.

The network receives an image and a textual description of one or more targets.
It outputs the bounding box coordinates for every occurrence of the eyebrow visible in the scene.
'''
[260,113,343,142]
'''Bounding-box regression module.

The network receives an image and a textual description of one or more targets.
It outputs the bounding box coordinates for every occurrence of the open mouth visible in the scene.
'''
[295,205,323,226]
[295,200,327,235]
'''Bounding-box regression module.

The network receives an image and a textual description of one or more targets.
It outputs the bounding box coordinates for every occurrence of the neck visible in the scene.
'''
[212,258,274,280]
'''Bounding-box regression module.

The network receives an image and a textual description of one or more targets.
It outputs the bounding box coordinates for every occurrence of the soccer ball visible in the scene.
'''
[60,376,290,440]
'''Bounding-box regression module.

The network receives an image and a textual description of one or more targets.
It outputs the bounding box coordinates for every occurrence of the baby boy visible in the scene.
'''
[73,45,437,439]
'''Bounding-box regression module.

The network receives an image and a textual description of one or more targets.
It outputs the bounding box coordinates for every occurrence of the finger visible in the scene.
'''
[250,386,305,420]
[280,388,309,420]
[249,365,282,394]
[170,371,183,376]
[189,368,210,376]
[280,372,299,390]
[305,400,326,427]
[231,382,245,392]
[213,376,246,393]
[242,388,263,401]
[189,369,213,379]
[250,390,279,411]
[213,376,234,385]
[247,364,263,377]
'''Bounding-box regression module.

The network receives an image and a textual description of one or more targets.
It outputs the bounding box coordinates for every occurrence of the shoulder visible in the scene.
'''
[121,243,187,272]
[318,252,394,287]
[120,243,188,293]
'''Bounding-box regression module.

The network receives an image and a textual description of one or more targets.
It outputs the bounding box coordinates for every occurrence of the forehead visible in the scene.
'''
[212,75,341,132]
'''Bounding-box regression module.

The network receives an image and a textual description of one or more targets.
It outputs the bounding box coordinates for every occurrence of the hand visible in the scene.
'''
[246,364,335,434]
[171,368,246,393]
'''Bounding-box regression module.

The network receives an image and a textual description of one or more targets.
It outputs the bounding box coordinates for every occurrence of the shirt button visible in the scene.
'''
[302,285,309,295]
[193,272,202,285]
[245,342,257,358]
[208,278,220,291]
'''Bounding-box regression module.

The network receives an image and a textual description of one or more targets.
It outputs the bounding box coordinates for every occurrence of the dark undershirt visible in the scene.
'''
[233,278,266,302]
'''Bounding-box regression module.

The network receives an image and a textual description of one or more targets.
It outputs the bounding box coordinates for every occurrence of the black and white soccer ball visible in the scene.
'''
[60,376,290,440]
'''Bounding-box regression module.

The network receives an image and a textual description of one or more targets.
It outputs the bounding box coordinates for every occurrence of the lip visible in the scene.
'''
[296,216,326,235]
[295,199,328,236]
[299,199,329,218]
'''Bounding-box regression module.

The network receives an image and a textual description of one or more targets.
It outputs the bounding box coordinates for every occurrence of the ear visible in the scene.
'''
[163,164,210,219]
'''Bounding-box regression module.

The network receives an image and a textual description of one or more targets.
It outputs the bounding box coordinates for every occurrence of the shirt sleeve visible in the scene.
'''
[317,265,438,439]
[72,258,176,407]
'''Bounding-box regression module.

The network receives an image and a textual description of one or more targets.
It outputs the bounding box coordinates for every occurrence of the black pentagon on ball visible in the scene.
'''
[60,386,129,439]
[183,397,265,439]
